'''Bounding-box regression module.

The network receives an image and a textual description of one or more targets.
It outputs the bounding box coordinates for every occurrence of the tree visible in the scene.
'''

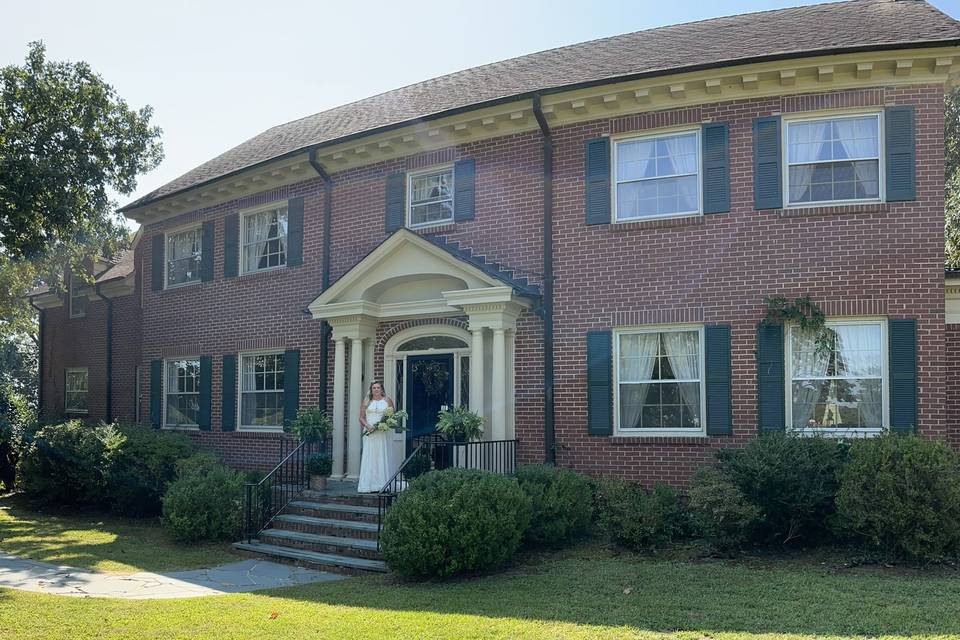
[946,87,960,268]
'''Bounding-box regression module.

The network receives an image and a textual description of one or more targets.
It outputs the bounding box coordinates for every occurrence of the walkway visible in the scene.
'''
[0,552,344,599]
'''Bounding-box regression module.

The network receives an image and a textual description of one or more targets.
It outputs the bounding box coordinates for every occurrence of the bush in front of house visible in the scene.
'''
[380,468,532,578]
[716,432,847,545]
[161,453,245,542]
[106,423,197,516]
[515,464,593,547]
[18,420,125,506]
[688,466,762,555]
[0,383,36,491]
[595,479,686,552]
[836,433,960,562]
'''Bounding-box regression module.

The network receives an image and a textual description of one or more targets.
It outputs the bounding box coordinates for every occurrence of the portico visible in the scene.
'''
[308,230,537,481]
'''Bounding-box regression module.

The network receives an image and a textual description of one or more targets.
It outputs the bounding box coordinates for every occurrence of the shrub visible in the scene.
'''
[306,453,332,476]
[836,434,960,562]
[0,384,35,491]
[595,479,686,552]
[290,408,332,443]
[403,450,432,480]
[161,453,245,542]
[717,432,847,545]
[380,468,531,578]
[106,423,196,516]
[18,420,124,506]
[515,464,592,547]
[688,466,762,554]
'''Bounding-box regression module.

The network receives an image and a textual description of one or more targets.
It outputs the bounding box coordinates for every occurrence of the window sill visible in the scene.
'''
[65,410,89,416]
[610,433,711,446]
[239,265,289,280]
[163,280,202,292]
[238,426,285,434]
[162,425,199,431]
[775,202,896,217]
[608,215,705,232]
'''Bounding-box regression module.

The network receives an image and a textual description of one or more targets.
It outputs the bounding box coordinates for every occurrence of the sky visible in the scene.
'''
[5,0,960,229]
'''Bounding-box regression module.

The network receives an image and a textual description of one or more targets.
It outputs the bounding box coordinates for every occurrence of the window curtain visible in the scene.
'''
[663,135,699,211]
[619,333,659,428]
[791,329,830,428]
[833,118,880,194]
[246,212,273,272]
[662,331,701,423]
[788,122,831,202]
[834,324,883,428]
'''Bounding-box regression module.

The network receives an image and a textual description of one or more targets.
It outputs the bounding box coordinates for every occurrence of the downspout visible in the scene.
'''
[28,299,45,419]
[308,148,334,410]
[94,284,114,422]
[532,95,556,464]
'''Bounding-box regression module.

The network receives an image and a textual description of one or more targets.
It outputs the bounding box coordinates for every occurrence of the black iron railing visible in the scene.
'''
[243,438,323,542]
[377,438,518,548]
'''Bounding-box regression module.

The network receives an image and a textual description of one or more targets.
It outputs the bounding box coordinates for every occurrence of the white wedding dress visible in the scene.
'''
[357,398,391,493]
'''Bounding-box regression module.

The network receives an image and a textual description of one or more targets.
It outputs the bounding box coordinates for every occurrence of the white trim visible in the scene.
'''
[239,202,289,275]
[406,164,455,230]
[162,357,201,430]
[237,349,287,432]
[784,317,888,436]
[611,126,703,223]
[612,323,707,437]
[163,223,203,290]
[64,367,89,414]
[781,110,885,209]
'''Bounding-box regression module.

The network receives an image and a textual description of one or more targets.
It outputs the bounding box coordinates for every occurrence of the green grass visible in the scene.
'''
[3,543,960,639]
[0,494,237,574]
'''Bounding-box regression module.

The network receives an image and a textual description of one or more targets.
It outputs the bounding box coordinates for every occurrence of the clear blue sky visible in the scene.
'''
[5,0,960,221]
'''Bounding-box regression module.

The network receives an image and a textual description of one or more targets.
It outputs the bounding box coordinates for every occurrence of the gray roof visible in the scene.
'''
[124,0,960,210]
[28,249,135,298]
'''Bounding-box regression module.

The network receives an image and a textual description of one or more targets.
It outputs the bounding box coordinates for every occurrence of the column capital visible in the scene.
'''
[330,314,377,342]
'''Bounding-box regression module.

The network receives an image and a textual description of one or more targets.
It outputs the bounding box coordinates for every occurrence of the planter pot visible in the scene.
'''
[309,475,328,491]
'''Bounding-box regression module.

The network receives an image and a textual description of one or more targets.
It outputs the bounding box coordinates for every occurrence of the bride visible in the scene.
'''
[357,381,394,493]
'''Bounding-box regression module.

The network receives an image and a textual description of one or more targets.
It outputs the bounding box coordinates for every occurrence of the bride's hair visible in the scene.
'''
[364,380,385,404]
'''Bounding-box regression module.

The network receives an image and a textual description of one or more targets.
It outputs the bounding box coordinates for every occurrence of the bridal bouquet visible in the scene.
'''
[364,408,408,436]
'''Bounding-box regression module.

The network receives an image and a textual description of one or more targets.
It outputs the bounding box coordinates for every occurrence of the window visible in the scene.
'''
[240,352,284,429]
[787,320,886,432]
[785,113,881,206]
[242,205,287,273]
[69,273,87,318]
[164,359,200,427]
[398,335,468,351]
[408,167,454,227]
[614,130,700,221]
[65,368,88,413]
[616,327,704,433]
[166,227,202,287]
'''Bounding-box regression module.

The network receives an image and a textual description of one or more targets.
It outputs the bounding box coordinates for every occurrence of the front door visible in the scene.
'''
[405,353,454,445]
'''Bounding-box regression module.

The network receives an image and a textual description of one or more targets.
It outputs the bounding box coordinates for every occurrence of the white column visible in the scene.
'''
[364,336,376,389]
[470,328,485,417]
[332,337,347,479]
[506,329,516,441]
[346,337,365,480]
[491,328,507,441]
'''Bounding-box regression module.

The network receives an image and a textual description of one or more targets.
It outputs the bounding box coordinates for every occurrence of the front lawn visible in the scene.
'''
[0,493,237,574]
[2,543,960,640]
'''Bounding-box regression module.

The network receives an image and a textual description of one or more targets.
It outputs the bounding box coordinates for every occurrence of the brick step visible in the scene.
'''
[299,490,380,508]
[233,541,387,574]
[271,513,380,540]
[260,528,381,560]
[284,500,380,523]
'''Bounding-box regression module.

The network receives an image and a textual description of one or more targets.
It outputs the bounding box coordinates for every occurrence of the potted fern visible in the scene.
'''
[291,408,332,443]
[306,453,333,491]
[436,406,484,442]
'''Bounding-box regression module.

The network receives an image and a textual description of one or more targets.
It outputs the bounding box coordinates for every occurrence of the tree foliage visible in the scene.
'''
[946,86,960,268]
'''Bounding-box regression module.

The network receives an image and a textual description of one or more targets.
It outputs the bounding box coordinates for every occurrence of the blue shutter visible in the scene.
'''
[885,106,916,202]
[286,197,304,266]
[753,116,782,210]
[385,172,406,232]
[221,354,237,432]
[586,330,613,435]
[150,359,162,428]
[198,356,212,431]
[453,158,476,221]
[702,123,731,214]
[283,349,300,429]
[151,234,164,291]
[889,319,917,433]
[584,137,611,225]
[223,213,239,278]
[200,221,215,282]
[705,325,732,435]
[756,324,785,432]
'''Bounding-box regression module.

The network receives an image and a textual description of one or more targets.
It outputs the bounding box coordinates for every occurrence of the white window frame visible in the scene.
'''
[406,165,455,229]
[612,127,703,223]
[64,368,88,414]
[164,224,203,289]
[162,358,201,430]
[238,350,286,432]
[240,202,289,275]
[784,318,888,437]
[613,324,707,437]
[69,273,87,318]
[782,110,885,209]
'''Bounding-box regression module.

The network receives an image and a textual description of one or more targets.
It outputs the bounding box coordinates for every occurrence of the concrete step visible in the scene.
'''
[285,500,380,523]
[299,490,380,508]
[234,541,387,574]
[272,513,380,540]
[260,528,381,560]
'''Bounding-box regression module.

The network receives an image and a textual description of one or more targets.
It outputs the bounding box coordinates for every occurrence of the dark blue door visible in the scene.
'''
[405,354,454,443]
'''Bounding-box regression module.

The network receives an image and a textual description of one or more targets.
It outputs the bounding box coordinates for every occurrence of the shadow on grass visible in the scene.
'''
[267,543,960,638]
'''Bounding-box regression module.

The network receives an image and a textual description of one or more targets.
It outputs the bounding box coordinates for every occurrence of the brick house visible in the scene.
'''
[30,0,960,490]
